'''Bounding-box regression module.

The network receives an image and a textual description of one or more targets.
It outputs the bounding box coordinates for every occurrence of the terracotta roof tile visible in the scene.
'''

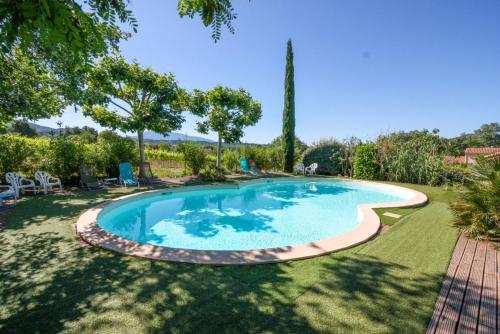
[465,147,500,155]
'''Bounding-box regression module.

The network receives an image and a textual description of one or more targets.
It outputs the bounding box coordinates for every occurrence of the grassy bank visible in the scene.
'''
[0,182,458,333]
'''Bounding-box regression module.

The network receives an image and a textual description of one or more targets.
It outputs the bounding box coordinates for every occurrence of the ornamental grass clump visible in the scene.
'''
[450,157,500,240]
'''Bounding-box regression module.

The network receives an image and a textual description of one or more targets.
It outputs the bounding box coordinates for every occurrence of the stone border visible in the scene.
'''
[76,178,427,265]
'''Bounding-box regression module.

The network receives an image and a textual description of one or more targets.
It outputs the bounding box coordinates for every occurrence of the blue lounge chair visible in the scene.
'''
[239,157,258,175]
[0,183,16,207]
[119,162,140,187]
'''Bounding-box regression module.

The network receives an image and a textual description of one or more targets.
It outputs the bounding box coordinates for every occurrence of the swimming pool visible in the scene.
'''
[77,178,427,264]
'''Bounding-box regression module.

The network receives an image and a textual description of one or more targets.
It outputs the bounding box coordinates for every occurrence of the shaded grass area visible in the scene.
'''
[0,183,458,333]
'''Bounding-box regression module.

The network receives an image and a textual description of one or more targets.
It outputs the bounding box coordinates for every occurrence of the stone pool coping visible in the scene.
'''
[76,178,428,265]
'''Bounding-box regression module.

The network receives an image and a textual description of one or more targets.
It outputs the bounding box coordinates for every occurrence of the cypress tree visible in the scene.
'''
[282,39,295,172]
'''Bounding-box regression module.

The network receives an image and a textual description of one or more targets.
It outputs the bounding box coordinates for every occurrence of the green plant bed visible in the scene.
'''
[0,182,458,333]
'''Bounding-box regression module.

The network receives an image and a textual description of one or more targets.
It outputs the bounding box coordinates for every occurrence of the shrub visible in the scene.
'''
[222,149,240,173]
[450,158,500,240]
[179,142,207,175]
[200,165,226,182]
[96,131,138,176]
[39,136,87,184]
[353,143,380,180]
[377,130,445,185]
[302,140,343,175]
[238,145,271,170]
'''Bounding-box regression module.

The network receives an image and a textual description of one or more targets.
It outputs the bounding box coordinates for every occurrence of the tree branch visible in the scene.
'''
[109,100,133,115]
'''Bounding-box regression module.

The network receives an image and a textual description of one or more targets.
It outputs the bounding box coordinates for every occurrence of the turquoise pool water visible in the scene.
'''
[98,179,411,251]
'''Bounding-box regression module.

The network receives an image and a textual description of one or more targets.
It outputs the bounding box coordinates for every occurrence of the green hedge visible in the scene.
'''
[353,143,380,180]
[302,140,343,175]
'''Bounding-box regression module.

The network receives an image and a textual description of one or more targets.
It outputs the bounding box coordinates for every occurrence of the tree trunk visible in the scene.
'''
[138,130,145,177]
[217,133,222,168]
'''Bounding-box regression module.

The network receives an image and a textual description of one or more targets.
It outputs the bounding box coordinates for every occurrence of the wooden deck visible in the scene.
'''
[426,234,498,334]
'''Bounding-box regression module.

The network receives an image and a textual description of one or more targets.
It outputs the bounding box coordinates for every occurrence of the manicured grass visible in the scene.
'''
[0,182,459,333]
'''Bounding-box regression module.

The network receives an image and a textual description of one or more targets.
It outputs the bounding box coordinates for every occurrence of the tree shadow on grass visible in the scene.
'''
[0,187,450,334]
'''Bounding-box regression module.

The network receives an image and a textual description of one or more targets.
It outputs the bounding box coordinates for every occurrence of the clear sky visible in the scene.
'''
[37,0,500,144]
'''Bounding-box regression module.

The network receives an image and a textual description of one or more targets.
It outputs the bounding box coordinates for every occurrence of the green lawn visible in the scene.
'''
[0,182,459,334]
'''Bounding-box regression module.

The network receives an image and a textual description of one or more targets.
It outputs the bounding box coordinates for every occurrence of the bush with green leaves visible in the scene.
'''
[302,140,343,175]
[179,142,207,175]
[40,136,87,184]
[200,165,227,182]
[377,130,445,185]
[451,158,499,240]
[96,131,138,177]
[353,143,380,180]
[222,149,241,173]
[238,145,271,170]
[0,134,45,178]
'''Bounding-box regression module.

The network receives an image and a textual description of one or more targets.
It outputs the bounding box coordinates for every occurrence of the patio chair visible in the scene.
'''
[35,170,62,194]
[0,182,16,207]
[79,164,102,190]
[305,163,318,175]
[119,162,140,187]
[5,172,37,197]
[294,163,305,175]
[239,157,259,176]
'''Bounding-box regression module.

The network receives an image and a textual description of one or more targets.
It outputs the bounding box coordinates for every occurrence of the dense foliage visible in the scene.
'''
[444,123,499,156]
[377,130,445,185]
[451,158,500,240]
[282,39,295,172]
[179,142,207,175]
[0,132,136,185]
[302,140,344,175]
[353,143,380,180]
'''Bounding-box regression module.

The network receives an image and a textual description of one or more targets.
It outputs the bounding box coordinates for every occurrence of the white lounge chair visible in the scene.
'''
[294,163,305,175]
[35,171,62,194]
[0,183,16,206]
[305,163,318,175]
[5,172,37,197]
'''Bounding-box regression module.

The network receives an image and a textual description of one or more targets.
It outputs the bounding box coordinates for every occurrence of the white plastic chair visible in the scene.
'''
[305,163,318,175]
[5,172,37,197]
[294,163,305,175]
[35,171,62,194]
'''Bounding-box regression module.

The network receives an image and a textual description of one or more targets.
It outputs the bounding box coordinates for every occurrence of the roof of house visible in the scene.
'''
[464,147,500,155]
[444,156,467,164]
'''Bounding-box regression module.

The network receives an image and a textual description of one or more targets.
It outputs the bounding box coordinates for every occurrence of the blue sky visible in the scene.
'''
[38,0,500,143]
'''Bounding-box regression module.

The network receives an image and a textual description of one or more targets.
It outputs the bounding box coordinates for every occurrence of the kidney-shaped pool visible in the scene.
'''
[77,178,427,264]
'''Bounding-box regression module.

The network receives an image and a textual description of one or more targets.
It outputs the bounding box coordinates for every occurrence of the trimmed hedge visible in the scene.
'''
[302,140,343,175]
[353,143,380,180]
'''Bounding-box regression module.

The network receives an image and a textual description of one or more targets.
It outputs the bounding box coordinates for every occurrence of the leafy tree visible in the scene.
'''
[268,135,307,170]
[0,49,66,125]
[0,0,239,124]
[451,157,499,240]
[83,56,194,177]
[353,143,380,180]
[444,122,500,155]
[282,39,295,173]
[195,86,262,168]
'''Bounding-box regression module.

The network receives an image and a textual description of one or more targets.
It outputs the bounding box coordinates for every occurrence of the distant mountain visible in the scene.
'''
[29,123,60,134]
[27,122,215,143]
[139,131,215,143]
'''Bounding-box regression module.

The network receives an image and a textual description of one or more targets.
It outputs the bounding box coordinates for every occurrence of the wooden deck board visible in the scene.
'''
[427,234,499,334]
[435,239,477,334]
[427,236,468,334]
[456,241,486,333]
